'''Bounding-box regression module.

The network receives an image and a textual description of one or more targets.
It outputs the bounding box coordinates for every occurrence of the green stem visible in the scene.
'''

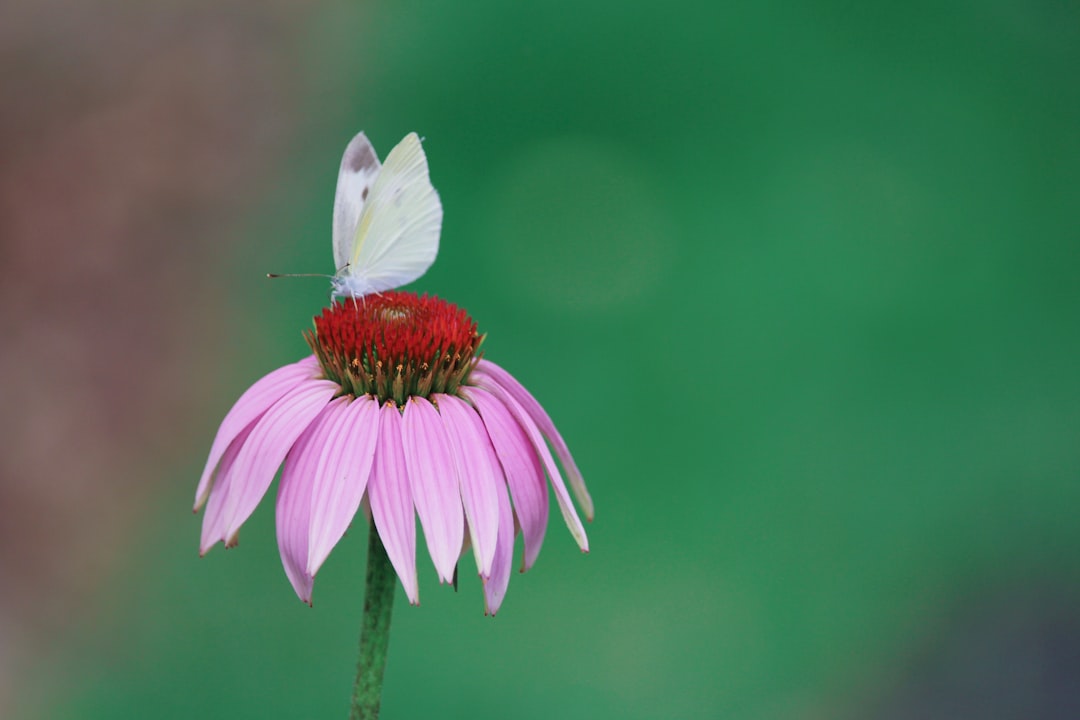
[350,523,396,719]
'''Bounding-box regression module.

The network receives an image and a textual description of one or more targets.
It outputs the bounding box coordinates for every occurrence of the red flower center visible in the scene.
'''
[305,291,484,405]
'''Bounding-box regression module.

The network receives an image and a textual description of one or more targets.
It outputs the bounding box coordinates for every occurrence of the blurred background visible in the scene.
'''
[3,0,1079,718]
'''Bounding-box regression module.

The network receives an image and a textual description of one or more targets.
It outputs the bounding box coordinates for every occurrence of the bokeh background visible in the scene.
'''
[3,1,1079,718]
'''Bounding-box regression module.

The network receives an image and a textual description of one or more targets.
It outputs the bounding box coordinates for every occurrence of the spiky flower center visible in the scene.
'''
[306,291,484,406]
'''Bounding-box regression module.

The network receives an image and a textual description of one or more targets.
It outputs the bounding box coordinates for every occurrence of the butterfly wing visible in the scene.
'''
[332,132,382,272]
[345,132,442,295]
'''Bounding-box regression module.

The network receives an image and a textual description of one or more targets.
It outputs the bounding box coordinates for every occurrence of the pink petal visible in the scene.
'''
[199,421,255,554]
[461,386,548,572]
[435,394,501,579]
[473,360,594,521]
[195,356,319,511]
[221,378,340,543]
[470,376,589,553]
[369,402,418,604]
[402,397,463,584]
[306,395,379,577]
[483,474,515,616]
[276,398,350,603]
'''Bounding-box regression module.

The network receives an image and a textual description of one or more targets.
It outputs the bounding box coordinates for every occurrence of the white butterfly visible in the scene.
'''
[329,132,443,299]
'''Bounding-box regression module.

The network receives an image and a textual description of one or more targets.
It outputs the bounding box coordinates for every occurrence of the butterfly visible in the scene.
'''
[328,132,443,299]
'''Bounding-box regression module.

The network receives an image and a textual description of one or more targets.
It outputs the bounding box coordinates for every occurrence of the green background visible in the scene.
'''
[34,1,1080,718]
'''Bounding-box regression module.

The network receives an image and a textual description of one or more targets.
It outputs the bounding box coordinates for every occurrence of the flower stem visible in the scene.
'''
[350,523,396,719]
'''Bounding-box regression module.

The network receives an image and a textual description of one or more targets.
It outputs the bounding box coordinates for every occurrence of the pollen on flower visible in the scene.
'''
[306,291,484,405]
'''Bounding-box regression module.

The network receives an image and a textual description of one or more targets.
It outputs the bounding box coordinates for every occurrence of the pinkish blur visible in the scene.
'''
[0,1,307,713]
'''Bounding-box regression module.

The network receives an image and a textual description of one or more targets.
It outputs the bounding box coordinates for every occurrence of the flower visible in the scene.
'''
[195,291,592,615]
